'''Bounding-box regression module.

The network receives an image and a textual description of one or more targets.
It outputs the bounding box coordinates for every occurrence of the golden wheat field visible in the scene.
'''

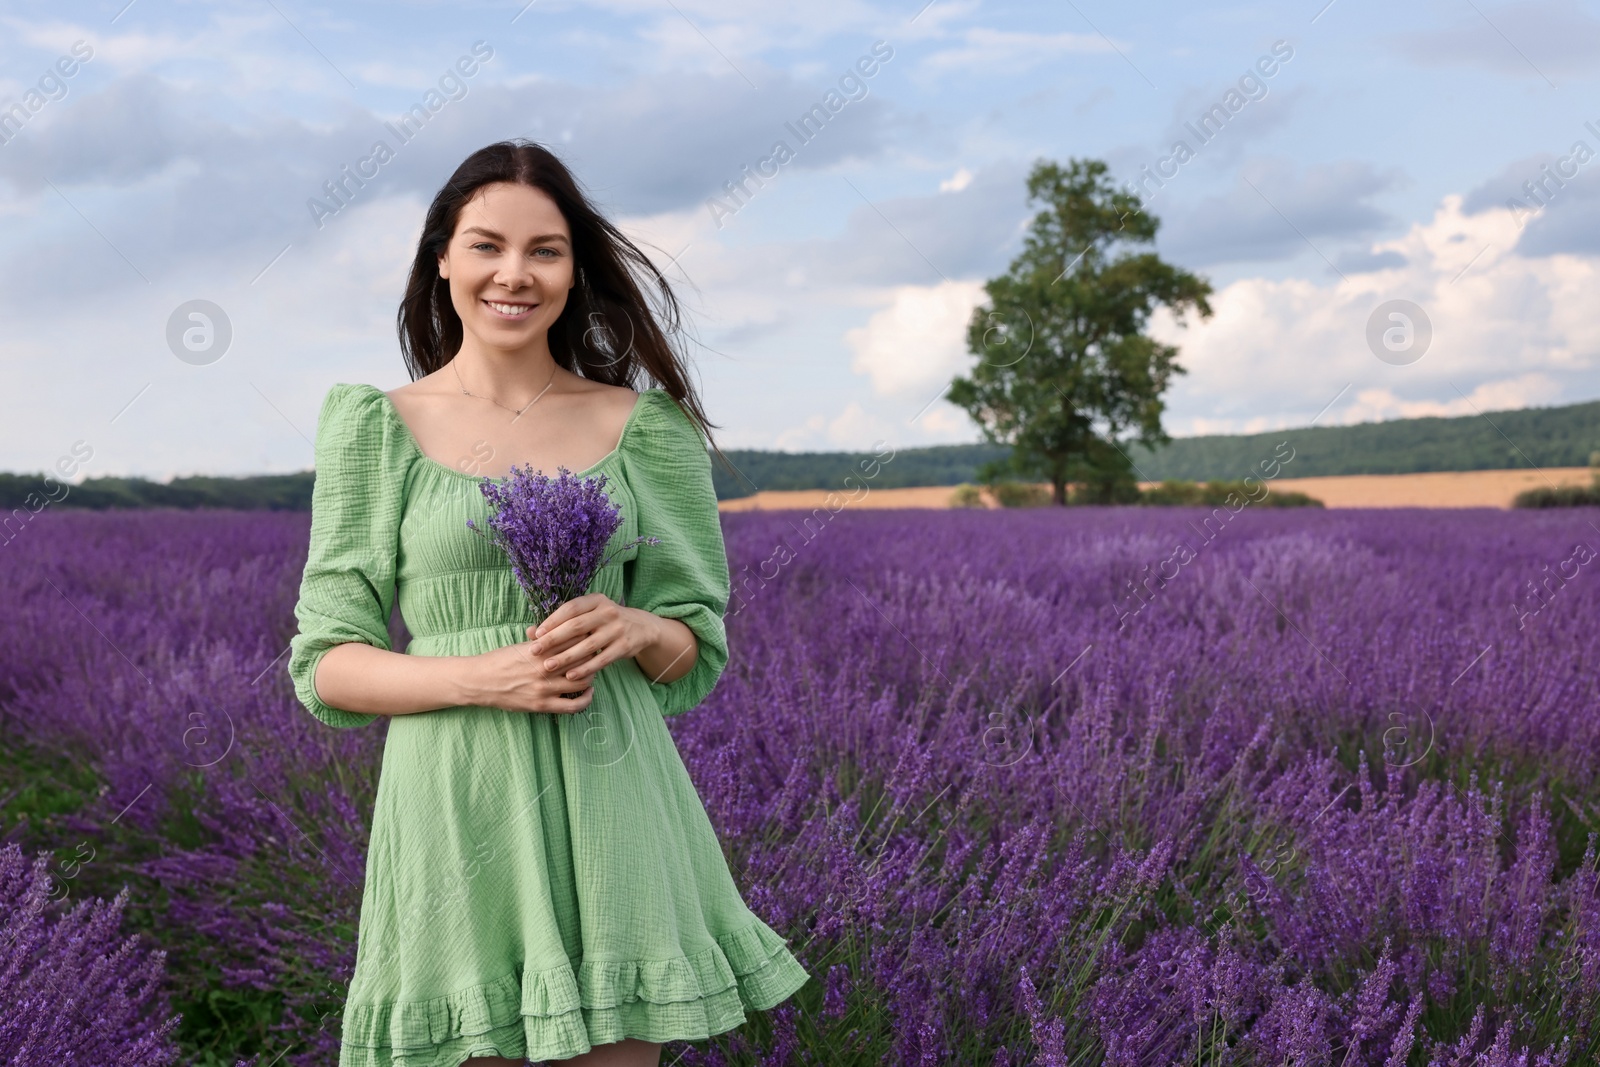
[715,467,1598,512]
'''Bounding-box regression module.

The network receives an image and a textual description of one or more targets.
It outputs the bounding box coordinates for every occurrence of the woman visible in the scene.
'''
[288,140,810,1067]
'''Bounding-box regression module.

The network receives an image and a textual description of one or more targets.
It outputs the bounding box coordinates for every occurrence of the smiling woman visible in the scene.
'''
[288,141,810,1067]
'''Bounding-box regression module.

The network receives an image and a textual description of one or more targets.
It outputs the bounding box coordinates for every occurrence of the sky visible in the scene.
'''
[2,0,1599,480]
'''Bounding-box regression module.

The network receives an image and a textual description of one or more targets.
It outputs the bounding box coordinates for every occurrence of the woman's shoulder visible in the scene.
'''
[619,388,712,493]
[319,381,389,417]
[313,382,415,469]
[312,381,385,424]
[628,387,704,447]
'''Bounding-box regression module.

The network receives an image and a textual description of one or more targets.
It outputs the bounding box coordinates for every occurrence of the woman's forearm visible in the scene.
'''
[312,611,698,716]
[630,610,698,686]
[312,641,480,716]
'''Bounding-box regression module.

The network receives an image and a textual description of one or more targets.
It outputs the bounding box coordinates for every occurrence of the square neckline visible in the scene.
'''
[358,382,655,483]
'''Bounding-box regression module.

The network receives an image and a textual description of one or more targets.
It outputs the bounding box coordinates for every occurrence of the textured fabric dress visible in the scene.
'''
[287,382,811,1067]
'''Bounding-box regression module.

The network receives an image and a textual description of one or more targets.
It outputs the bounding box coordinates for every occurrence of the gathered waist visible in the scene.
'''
[405,620,540,658]
[412,620,538,638]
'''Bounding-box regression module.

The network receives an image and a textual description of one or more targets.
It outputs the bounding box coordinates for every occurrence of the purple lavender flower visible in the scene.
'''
[0,843,182,1065]
[464,464,660,620]
[7,505,1600,1062]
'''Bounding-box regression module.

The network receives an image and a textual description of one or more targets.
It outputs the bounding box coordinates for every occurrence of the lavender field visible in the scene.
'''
[2,505,1598,1066]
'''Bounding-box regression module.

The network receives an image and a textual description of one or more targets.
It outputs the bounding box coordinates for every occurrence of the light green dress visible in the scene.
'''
[288,382,810,1067]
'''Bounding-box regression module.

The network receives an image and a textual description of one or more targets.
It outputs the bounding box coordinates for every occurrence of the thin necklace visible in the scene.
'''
[450,358,558,420]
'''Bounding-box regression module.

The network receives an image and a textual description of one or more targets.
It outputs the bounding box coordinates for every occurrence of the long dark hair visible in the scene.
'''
[397,139,725,462]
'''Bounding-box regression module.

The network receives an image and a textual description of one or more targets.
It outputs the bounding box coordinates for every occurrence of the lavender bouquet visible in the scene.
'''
[465,464,659,624]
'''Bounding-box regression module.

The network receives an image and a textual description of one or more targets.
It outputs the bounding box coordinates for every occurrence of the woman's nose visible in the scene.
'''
[494,255,535,289]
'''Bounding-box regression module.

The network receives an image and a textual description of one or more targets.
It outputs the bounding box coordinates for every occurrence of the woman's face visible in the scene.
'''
[437,181,575,355]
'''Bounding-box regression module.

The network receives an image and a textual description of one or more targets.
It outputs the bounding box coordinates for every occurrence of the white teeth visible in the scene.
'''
[486,301,532,315]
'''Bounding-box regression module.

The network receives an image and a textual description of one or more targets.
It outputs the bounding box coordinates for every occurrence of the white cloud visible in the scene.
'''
[844,280,987,395]
[768,392,983,453]
[1,13,340,96]
[917,404,973,435]
[1149,193,1600,434]
[918,27,1114,76]
[940,167,975,193]
[772,401,889,451]
[765,279,994,451]
[1341,374,1565,423]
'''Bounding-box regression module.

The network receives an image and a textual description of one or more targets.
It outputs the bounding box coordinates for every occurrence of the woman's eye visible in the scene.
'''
[471,242,495,252]
[534,248,559,258]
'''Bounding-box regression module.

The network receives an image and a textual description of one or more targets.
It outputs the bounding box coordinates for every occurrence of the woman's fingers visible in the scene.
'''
[530,628,584,659]
[545,621,619,679]
[529,596,613,655]
[532,594,605,642]
[544,683,595,713]
[532,602,621,670]
[560,632,623,682]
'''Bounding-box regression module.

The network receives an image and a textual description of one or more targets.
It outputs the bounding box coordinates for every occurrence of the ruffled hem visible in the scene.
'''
[337,921,811,1067]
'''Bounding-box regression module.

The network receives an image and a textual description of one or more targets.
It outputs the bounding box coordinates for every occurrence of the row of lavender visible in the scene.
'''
[2,505,1598,1064]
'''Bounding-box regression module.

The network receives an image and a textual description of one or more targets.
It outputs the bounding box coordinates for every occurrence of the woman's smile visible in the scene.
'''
[482,298,537,320]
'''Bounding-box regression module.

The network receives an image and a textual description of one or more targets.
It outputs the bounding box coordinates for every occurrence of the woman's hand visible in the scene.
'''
[526,593,661,685]
[467,641,596,715]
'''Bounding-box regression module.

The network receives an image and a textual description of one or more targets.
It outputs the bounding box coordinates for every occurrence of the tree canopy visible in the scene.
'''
[946,158,1213,504]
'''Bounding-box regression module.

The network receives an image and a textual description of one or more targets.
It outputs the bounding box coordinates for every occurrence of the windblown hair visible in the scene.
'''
[397,139,729,468]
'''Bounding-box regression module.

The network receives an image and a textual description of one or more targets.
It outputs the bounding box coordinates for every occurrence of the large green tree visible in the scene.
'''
[947,158,1213,505]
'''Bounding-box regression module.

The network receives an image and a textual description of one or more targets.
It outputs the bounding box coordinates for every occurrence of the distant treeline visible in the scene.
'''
[708,442,1012,500]
[1125,398,1600,480]
[4,398,1596,510]
[0,472,315,512]
[713,399,1600,495]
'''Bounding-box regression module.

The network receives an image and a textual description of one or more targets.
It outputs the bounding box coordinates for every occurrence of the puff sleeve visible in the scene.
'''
[287,383,408,729]
[620,391,731,717]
